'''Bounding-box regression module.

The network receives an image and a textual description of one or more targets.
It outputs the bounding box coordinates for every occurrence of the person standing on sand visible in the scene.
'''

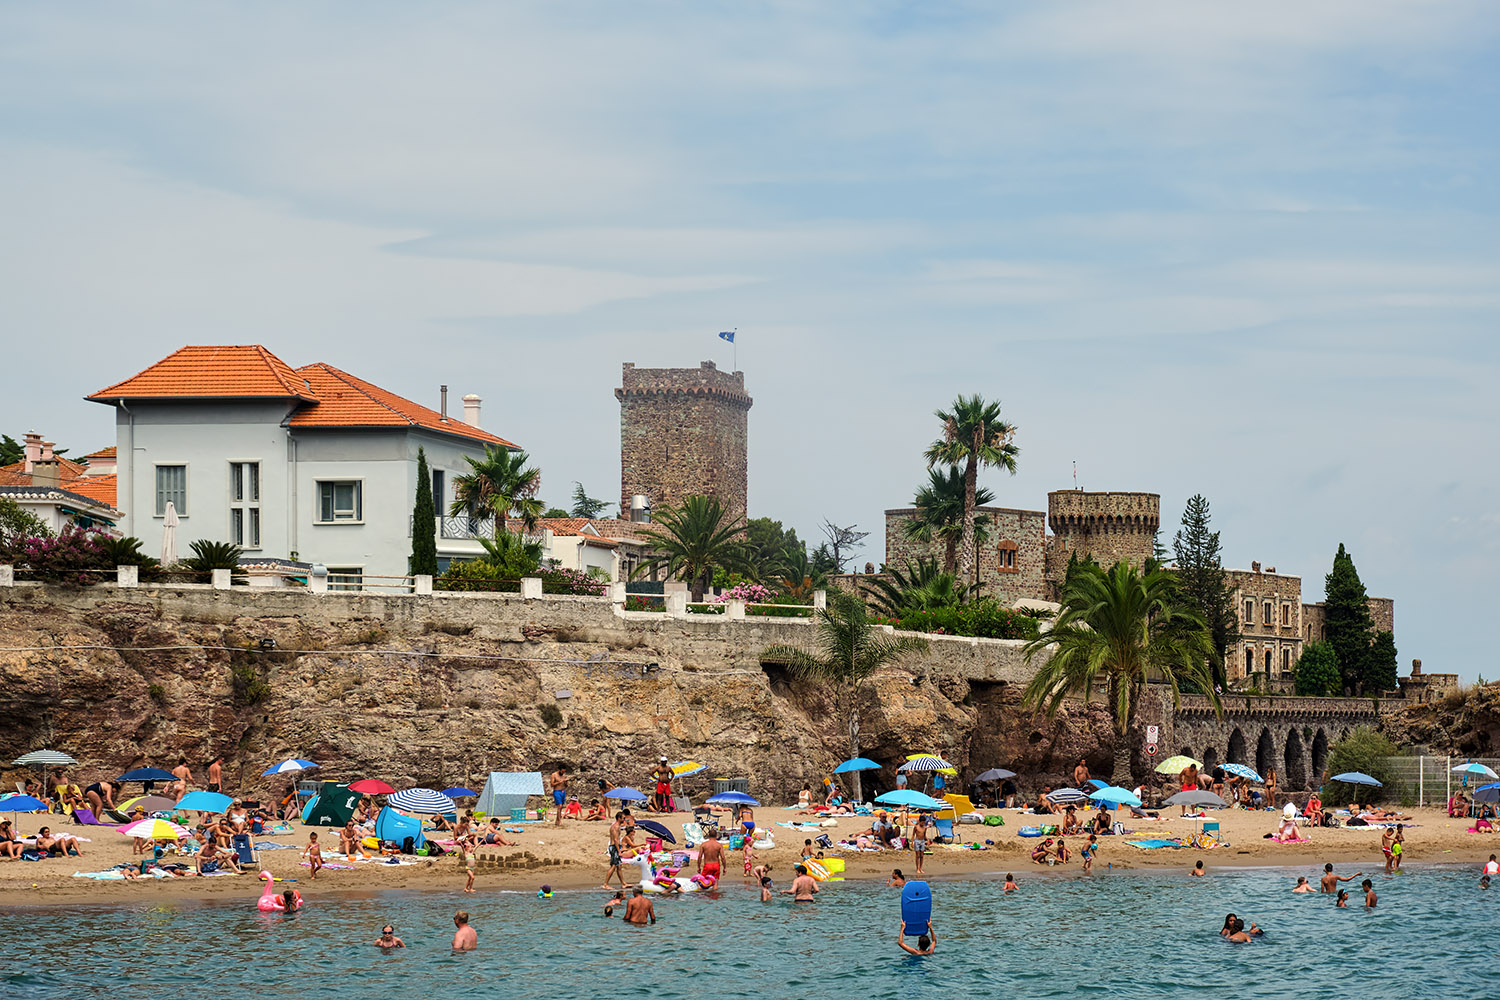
[603,812,627,890]
[452,911,477,950]
[206,756,223,794]
[549,766,569,828]
[911,813,929,875]
[698,827,725,882]
[463,839,477,893]
[302,831,323,879]
[1392,824,1405,871]
[1321,863,1362,892]
[171,759,194,799]
[1381,828,1396,873]
[624,886,656,925]
[1073,760,1090,789]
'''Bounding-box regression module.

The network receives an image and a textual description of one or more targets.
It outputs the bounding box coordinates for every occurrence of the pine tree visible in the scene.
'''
[1171,494,1239,688]
[1293,641,1340,696]
[1323,543,1374,695]
[1367,630,1398,693]
[410,448,438,577]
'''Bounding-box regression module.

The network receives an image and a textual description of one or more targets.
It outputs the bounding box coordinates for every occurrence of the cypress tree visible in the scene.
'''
[1171,494,1239,688]
[410,448,438,577]
[1367,630,1399,693]
[1323,543,1373,694]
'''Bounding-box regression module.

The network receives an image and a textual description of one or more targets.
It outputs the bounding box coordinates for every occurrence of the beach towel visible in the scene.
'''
[682,822,705,847]
[1125,839,1183,850]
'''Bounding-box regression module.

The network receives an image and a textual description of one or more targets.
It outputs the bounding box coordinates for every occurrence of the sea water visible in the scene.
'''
[1,865,1493,999]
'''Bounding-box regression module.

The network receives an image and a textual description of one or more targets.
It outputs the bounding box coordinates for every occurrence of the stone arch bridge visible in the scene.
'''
[1164,694,1382,793]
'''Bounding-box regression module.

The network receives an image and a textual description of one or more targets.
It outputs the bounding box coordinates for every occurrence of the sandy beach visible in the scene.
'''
[2,804,1493,906]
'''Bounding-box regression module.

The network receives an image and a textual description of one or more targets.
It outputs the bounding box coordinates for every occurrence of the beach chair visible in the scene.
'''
[673,794,692,813]
[933,817,957,844]
[231,833,258,867]
[72,808,106,826]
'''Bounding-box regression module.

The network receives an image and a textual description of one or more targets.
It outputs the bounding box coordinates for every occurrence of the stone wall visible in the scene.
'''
[883,505,1049,602]
[1301,596,1396,643]
[616,361,752,523]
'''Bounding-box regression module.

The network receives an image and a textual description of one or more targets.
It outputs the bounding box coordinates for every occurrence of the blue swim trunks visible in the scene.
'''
[553,790,566,806]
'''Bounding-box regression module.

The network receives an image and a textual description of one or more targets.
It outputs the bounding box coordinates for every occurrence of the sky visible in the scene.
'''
[2,2,1497,680]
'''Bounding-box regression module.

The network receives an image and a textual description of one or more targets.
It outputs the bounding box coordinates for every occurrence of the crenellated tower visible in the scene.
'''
[1044,490,1160,596]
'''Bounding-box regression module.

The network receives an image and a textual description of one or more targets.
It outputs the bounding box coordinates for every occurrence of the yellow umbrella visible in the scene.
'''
[118,818,189,840]
[1155,755,1202,775]
[670,761,705,777]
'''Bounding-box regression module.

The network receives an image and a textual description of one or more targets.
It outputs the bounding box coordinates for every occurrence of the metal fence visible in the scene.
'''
[1372,756,1500,808]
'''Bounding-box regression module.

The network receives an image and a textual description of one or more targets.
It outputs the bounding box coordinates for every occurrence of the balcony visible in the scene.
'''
[409,515,546,547]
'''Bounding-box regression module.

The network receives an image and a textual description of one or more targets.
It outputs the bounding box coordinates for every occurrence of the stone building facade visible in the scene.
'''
[883,505,1049,602]
[1227,563,1305,686]
[616,362,752,524]
[1043,490,1159,592]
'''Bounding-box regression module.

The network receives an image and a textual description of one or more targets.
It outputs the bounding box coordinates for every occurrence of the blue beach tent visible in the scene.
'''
[375,806,425,849]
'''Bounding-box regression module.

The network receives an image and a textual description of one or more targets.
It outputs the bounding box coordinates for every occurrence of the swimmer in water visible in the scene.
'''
[782,864,819,902]
[888,869,906,887]
[1191,861,1205,878]
[1336,889,1349,907]
[1320,863,1362,893]
[1481,875,1491,890]
[760,876,773,902]
[1004,873,1018,893]
[452,911,477,951]
[604,891,625,916]
[1293,876,1314,892]
[897,920,936,956]
[1225,917,1252,943]
[374,925,404,949]
[1363,879,1377,908]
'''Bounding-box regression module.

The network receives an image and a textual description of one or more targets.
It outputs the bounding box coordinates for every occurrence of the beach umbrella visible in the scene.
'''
[262,759,318,777]
[899,756,955,772]
[1089,786,1143,807]
[119,818,190,840]
[1474,783,1500,804]
[11,749,79,796]
[349,779,396,795]
[634,819,677,844]
[117,768,175,783]
[0,794,49,815]
[606,787,648,802]
[833,757,881,774]
[118,795,179,814]
[975,768,1016,782]
[1086,779,1109,789]
[1221,763,1263,783]
[387,788,457,815]
[705,791,760,806]
[873,789,946,809]
[1452,762,1500,779]
[441,787,479,799]
[160,501,179,565]
[1165,790,1228,807]
[175,790,233,813]
[1330,772,1383,787]
[1154,755,1201,774]
[670,761,706,777]
[1045,787,1088,804]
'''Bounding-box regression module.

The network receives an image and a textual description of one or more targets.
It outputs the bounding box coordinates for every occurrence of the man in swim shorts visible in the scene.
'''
[697,827,724,881]
[549,766,569,828]
[651,758,673,812]
[782,864,818,901]
[911,812,928,875]
[624,885,656,925]
[604,812,627,891]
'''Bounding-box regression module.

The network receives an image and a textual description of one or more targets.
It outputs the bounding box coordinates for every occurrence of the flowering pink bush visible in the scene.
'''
[9,527,111,584]
[539,567,608,596]
[712,582,777,604]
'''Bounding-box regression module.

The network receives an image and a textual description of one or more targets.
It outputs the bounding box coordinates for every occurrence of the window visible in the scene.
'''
[1281,604,1291,627]
[1283,648,1292,673]
[155,464,187,516]
[1243,598,1254,626]
[431,469,444,511]
[317,481,362,522]
[1262,600,1273,625]
[1265,649,1273,674]
[997,540,1018,573]
[1245,648,1253,676]
[328,567,363,592]
[229,462,260,548]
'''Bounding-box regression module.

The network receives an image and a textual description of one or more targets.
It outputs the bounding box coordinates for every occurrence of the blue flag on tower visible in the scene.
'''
[718,331,735,343]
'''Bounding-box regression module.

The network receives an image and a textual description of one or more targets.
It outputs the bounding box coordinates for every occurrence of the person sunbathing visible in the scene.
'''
[0,820,22,858]
[35,826,82,857]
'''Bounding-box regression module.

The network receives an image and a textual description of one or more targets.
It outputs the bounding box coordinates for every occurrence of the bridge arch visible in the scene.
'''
[1311,729,1330,783]
[1202,746,1219,774]
[1255,727,1275,779]
[1283,728,1308,790]
[1227,728,1247,765]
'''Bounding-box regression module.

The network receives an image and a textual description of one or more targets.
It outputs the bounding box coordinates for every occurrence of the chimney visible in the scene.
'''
[40,440,56,462]
[22,431,42,473]
[462,393,482,428]
[440,385,448,422]
[32,459,60,489]
[1251,561,1261,573]
[1265,566,1275,574]
[629,495,651,523]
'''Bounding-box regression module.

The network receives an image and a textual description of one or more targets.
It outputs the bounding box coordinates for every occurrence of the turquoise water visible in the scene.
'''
[2,866,1494,999]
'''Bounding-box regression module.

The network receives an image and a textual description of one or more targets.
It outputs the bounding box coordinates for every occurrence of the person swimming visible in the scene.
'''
[1293,876,1314,892]
[374,925,404,949]
[888,869,906,887]
[1336,889,1349,907]
[896,920,936,956]
[604,891,625,916]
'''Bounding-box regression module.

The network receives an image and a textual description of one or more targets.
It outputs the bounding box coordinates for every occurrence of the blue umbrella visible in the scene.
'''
[1045,787,1088,804]
[706,791,760,806]
[1222,763,1263,783]
[1331,772,1383,787]
[606,787,648,802]
[1086,779,1109,789]
[1089,785,1143,807]
[118,768,175,782]
[0,794,49,813]
[175,790,233,813]
[873,789,946,809]
[1475,782,1500,804]
[441,787,479,798]
[388,788,458,814]
[1452,762,1499,779]
[833,757,881,774]
[262,759,318,777]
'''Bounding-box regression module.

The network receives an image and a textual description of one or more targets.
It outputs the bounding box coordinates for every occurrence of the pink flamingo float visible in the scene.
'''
[257,870,302,912]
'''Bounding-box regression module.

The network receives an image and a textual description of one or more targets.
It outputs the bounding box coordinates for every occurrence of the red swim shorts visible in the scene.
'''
[702,861,721,878]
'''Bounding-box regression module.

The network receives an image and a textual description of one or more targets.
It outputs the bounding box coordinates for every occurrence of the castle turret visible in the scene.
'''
[1044,491,1160,593]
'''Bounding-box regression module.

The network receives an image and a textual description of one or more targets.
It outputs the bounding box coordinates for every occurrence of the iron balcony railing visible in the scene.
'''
[409,515,545,545]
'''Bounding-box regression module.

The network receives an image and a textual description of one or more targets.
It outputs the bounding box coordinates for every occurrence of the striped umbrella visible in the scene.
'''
[1221,763,1263,783]
[899,756,955,772]
[13,750,78,766]
[1045,787,1088,804]
[118,818,190,840]
[388,788,458,814]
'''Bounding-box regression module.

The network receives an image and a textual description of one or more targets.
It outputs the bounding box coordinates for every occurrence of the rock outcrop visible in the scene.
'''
[1382,684,1500,756]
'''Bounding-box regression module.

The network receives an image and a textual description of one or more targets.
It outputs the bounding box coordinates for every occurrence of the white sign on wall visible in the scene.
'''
[1146,724,1160,744]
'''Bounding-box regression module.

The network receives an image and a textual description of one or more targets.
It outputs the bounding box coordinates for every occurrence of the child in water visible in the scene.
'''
[604,891,625,916]
[1003,873,1018,893]
[1336,890,1350,907]
[760,876,773,902]
[1081,835,1098,873]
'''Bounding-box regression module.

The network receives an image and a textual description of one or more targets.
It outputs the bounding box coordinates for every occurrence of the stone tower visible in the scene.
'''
[1044,490,1160,595]
[616,361,753,522]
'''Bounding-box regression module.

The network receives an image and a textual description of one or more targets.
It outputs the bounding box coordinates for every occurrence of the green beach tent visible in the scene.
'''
[302,781,359,827]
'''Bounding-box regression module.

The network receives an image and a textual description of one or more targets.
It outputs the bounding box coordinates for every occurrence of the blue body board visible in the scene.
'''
[900,880,932,933]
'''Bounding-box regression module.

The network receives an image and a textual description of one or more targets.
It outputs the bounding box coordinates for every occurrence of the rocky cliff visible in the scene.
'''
[0,584,1125,800]
[1382,684,1500,756]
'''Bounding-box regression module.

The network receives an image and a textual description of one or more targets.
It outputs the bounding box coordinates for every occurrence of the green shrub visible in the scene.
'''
[183,539,243,571]
[1324,726,1399,804]
[437,561,521,592]
[230,663,271,706]
[539,703,563,728]
[885,600,1042,640]
[624,596,665,612]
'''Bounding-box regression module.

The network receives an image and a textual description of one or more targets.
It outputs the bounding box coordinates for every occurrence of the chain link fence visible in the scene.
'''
[1373,756,1500,808]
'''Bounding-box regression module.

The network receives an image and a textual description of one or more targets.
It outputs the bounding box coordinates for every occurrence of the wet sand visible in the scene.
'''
[1,805,1492,905]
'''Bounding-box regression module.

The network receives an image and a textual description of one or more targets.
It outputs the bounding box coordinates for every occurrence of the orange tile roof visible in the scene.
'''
[508,517,595,536]
[288,363,515,446]
[83,446,116,460]
[65,474,117,507]
[87,345,314,401]
[0,457,90,485]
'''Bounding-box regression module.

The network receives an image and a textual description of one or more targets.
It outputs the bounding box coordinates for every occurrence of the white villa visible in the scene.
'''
[87,345,523,586]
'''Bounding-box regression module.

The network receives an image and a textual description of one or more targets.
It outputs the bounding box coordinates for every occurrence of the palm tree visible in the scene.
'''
[475,531,544,578]
[448,446,543,538]
[763,592,929,802]
[776,546,828,601]
[632,495,749,601]
[865,557,980,617]
[904,467,996,575]
[1021,560,1221,784]
[923,395,1018,584]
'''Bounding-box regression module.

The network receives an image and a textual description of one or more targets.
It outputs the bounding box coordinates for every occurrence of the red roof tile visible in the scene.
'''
[288,363,515,447]
[87,345,313,401]
[65,474,117,507]
[507,517,597,536]
[83,446,116,460]
[0,457,90,485]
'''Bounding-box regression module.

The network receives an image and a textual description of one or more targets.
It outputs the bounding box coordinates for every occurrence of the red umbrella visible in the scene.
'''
[349,779,395,795]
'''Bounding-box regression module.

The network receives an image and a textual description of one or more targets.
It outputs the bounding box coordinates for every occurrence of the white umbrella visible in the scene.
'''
[161,501,179,566]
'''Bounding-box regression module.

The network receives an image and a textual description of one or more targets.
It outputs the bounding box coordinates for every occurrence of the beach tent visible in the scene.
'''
[476,771,544,818]
[375,806,425,849]
[301,782,359,827]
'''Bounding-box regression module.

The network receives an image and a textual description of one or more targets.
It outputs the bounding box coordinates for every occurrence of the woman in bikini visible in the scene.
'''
[0,820,22,858]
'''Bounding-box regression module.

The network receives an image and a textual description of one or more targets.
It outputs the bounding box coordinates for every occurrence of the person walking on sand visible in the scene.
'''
[624,886,656,925]
[549,766,569,828]
[1392,823,1405,871]
[911,812,929,876]
[603,812,627,890]
[206,756,223,794]
[1381,827,1396,874]
[1321,863,1362,893]
[302,831,323,879]
[171,758,195,799]
[452,911,477,950]
[463,838,477,893]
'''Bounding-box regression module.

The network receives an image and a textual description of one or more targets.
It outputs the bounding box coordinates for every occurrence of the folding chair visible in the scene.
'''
[231,833,259,867]
[933,817,957,844]
[72,808,106,826]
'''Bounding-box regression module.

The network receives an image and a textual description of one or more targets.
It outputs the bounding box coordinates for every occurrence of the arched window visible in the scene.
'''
[1245,648,1253,676]
[1265,649,1273,674]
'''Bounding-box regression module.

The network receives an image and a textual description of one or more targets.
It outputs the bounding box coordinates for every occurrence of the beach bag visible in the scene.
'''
[401,836,416,854]
[427,840,447,857]
[1112,821,1125,836]
[815,834,833,849]
[1041,825,1059,836]
[200,860,220,873]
